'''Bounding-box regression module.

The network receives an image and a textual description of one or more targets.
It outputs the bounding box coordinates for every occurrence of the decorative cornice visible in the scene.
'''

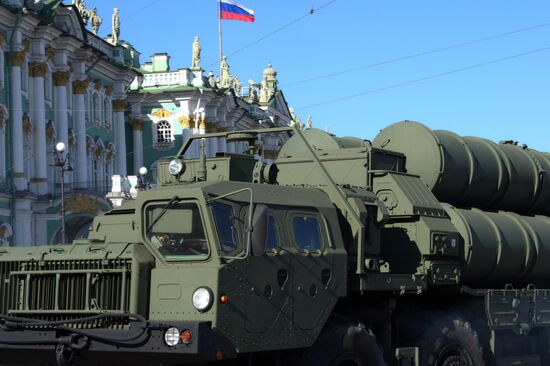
[10,52,26,67]
[72,78,90,94]
[112,99,128,113]
[178,115,193,129]
[29,62,48,77]
[130,118,143,131]
[53,70,71,86]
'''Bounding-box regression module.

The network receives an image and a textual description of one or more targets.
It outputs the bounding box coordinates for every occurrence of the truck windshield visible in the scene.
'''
[145,202,209,260]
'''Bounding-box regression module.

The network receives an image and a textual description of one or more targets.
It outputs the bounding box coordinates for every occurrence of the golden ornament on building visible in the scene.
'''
[105,86,113,95]
[94,80,102,90]
[112,99,127,112]
[105,150,113,163]
[94,146,103,159]
[22,39,30,53]
[0,33,4,46]
[73,78,90,94]
[10,52,26,67]
[45,46,55,60]
[199,116,207,130]
[152,108,172,118]
[53,70,71,86]
[130,118,143,131]
[22,114,32,136]
[178,115,193,129]
[29,62,48,77]
[46,121,56,141]
[65,194,100,214]
[68,130,76,146]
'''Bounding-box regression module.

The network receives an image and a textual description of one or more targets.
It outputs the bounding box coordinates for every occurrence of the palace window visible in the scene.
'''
[156,120,172,144]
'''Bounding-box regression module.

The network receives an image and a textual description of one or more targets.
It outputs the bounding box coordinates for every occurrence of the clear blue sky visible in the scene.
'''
[84,0,550,150]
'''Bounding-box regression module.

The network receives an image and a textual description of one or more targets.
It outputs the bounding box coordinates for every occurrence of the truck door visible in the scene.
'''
[287,210,336,331]
[245,212,292,334]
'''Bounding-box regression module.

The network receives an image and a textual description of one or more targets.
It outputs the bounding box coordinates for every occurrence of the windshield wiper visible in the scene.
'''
[146,196,180,232]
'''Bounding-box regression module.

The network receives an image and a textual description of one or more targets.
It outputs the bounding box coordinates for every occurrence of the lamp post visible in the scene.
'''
[136,166,150,190]
[51,141,73,244]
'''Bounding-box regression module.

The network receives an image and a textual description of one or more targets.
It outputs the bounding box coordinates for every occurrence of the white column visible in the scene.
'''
[53,71,70,183]
[113,99,127,175]
[208,124,218,157]
[29,62,48,195]
[73,78,89,188]
[10,52,26,190]
[181,117,193,159]
[13,198,32,246]
[217,127,227,154]
[131,118,143,174]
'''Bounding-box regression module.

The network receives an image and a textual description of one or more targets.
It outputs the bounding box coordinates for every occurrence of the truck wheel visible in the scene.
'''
[296,315,386,366]
[420,317,484,366]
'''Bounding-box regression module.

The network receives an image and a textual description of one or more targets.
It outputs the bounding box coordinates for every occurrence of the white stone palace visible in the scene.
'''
[0,0,295,246]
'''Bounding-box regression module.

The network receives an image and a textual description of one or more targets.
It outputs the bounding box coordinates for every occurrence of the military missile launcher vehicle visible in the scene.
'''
[0,120,549,365]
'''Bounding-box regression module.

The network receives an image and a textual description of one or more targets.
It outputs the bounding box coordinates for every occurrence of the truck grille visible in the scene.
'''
[0,259,133,328]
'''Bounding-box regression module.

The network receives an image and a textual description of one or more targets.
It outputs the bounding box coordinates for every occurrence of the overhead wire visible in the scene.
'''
[296,45,550,110]
[282,21,550,87]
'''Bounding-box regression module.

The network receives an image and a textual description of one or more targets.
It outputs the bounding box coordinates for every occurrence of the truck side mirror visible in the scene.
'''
[250,204,268,256]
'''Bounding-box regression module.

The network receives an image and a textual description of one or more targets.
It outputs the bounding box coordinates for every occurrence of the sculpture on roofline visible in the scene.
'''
[220,56,231,88]
[90,8,102,35]
[233,77,243,96]
[75,0,89,25]
[192,36,201,69]
[208,71,216,89]
[259,75,272,103]
[248,79,258,102]
[111,8,120,45]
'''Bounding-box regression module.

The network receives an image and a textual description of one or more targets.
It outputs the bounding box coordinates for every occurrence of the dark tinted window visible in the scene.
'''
[212,202,240,254]
[146,202,208,259]
[292,215,322,251]
[266,215,279,251]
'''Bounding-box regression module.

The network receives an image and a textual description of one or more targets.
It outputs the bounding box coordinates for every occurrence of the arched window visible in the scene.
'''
[104,97,112,129]
[44,63,53,105]
[92,92,100,126]
[156,120,172,143]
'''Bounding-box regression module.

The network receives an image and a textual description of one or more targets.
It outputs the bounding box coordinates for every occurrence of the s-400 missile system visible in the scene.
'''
[0,121,549,366]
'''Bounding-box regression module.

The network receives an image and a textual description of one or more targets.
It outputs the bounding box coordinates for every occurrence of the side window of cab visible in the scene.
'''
[290,212,323,252]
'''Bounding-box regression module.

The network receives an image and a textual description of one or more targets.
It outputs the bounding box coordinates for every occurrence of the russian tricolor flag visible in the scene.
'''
[220,0,255,22]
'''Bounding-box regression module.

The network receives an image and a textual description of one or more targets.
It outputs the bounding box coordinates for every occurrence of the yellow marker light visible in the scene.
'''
[220,294,229,304]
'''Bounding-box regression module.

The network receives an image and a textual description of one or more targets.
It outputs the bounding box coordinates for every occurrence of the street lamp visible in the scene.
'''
[51,141,73,244]
[136,166,150,190]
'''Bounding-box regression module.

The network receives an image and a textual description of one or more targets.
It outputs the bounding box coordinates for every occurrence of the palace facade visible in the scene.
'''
[0,0,293,246]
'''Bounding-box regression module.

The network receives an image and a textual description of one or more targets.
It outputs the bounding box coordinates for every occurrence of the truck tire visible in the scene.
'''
[420,317,484,366]
[295,315,386,366]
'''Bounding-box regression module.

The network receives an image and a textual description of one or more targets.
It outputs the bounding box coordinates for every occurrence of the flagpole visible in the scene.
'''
[218,0,223,75]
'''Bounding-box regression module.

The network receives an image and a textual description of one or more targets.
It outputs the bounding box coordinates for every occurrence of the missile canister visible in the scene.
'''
[442,204,550,287]
[373,121,550,214]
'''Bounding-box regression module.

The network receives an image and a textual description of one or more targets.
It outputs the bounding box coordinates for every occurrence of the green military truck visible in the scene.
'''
[0,120,549,366]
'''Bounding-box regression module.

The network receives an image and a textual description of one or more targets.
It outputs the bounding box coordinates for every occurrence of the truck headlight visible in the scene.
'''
[168,159,184,176]
[164,327,180,347]
[192,287,213,312]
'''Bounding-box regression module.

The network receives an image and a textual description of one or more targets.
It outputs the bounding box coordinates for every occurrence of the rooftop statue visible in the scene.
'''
[259,75,272,103]
[90,8,102,35]
[208,71,216,89]
[248,79,258,102]
[75,0,89,25]
[191,36,201,70]
[233,77,243,96]
[306,115,313,129]
[111,8,120,45]
[220,56,231,88]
